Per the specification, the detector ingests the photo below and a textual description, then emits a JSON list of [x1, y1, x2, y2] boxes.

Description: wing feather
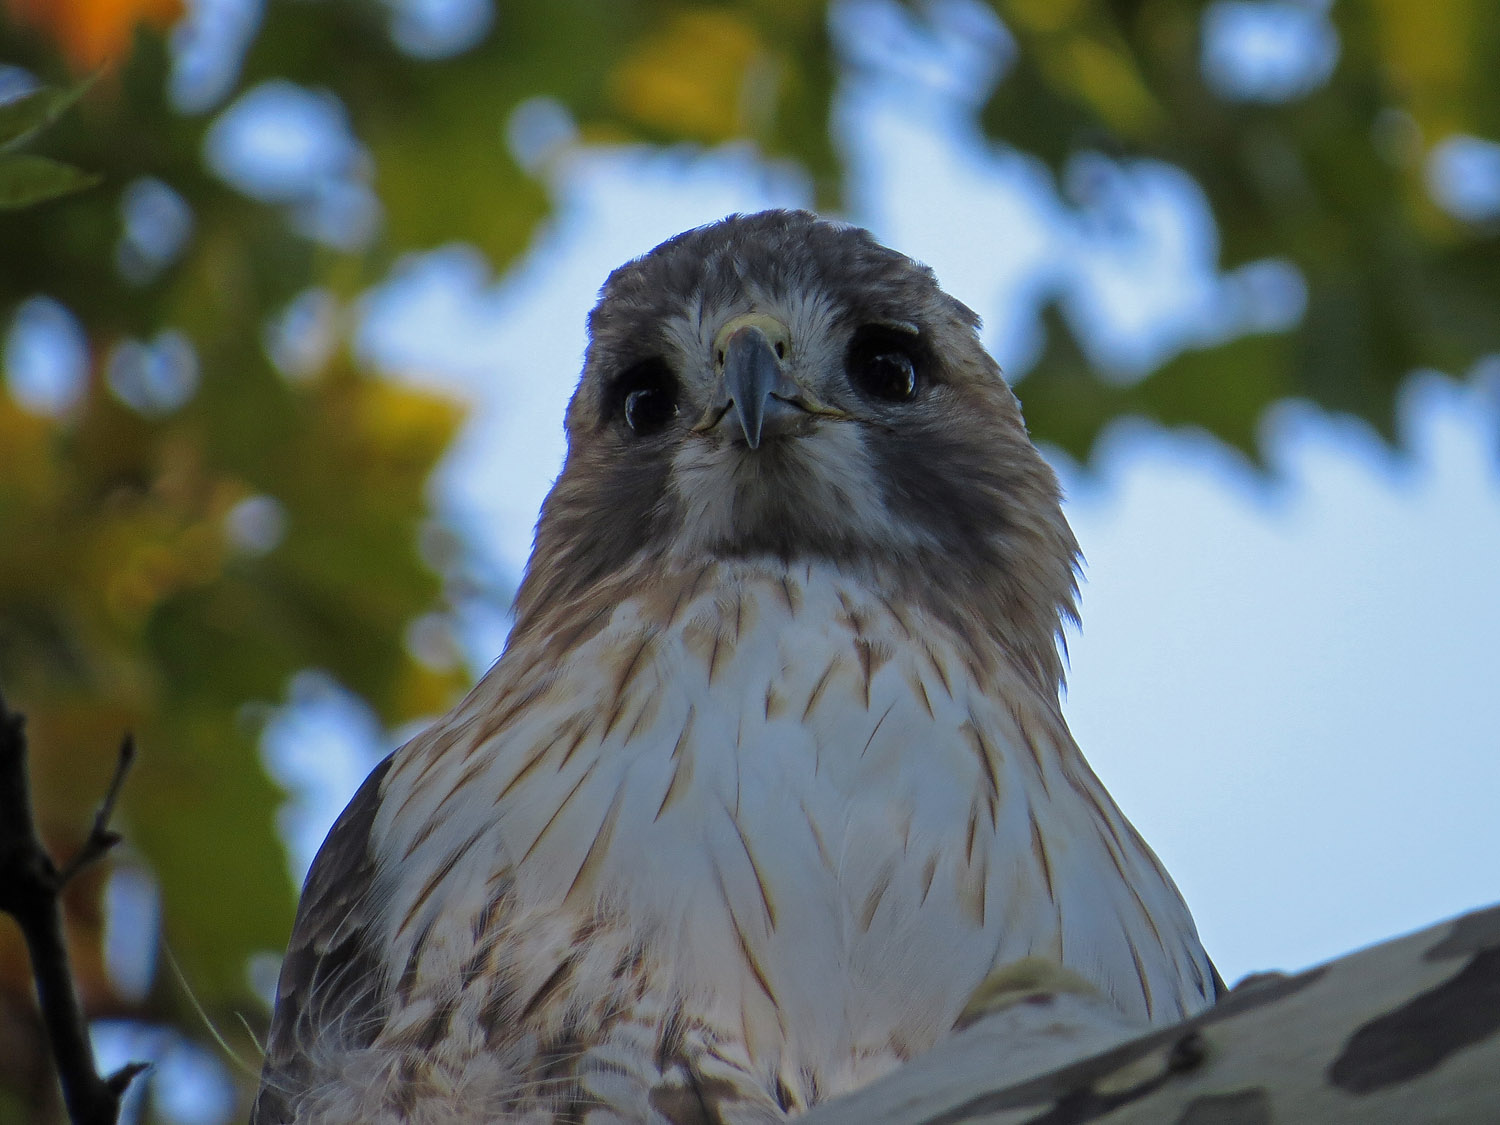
[[251, 756, 393, 1124]]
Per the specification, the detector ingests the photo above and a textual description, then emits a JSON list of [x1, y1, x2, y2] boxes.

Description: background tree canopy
[[1, 0, 1497, 1120]]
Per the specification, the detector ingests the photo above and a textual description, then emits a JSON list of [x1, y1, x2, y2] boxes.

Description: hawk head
[[515, 211, 1079, 688]]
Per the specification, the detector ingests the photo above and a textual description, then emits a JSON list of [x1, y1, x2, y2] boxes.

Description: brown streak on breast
[[708, 630, 725, 685], [801, 655, 842, 722], [727, 807, 778, 932], [398, 824, 489, 937], [1129, 939, 1155, 1018], [396, 916, 435, 1002], [519, 758, 601, 864], [718, 588, 748, 644], [563, 783, 629, 908], [854, 639, 892, 709], [652, 565, 710, 629], [801, 799, 835, 874], [922, 639, 954, 698], [612, 630, 656, 705], [471, 895, 503, 944], [557, 712, 599, 770], [1030, 812, 1056, 901], [469, 680, 553, 756], [778, 574, 800, 616], [764, 682, 785, 721], [654, 1004, 687, 1071], [541, 600, 613, 664], [494, 722, 574, 805], [624, 688, 662, 743], [401, 812, 443, 861], [958, 852, 988, 927], [837, 590, 867, 638], [1014, 706, 1050, 780], [600, 693, 630, 742], [919, 853, 939, 907], [654, 710, 697, 822], [1098, 824, 1168, 952], [427, 741, 507, 831], [724, 887, 781, 1017], [516, 956, 580, 1023], [460, 935, 496, 989], [861, 701, 897, 759], [391, 723, 468, 819], [859, 862, 896, 932], [906, 669, 936, 720], [963, 710, 1002, 827], [876, 592, 913, 640], [681, 612, 729, 687]]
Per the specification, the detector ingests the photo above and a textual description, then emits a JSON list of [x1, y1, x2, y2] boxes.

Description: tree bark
[[806, 904, 1500, 1124]]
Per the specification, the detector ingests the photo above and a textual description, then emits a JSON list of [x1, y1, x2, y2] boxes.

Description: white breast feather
[[371, 561, 1213, 1105]]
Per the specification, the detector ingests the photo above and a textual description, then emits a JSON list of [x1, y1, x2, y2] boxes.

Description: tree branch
[[0, 687, 148, 1125], [805, 903, 1500, 1124]]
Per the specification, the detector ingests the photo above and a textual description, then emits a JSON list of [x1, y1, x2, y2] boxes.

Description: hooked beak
[[694, 314, 845, 449]]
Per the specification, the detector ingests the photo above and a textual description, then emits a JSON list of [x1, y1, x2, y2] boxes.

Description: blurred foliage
[[992, 0, 1500, 457], [0, 74, 100, 207], [0, 0, 1497, 1119]]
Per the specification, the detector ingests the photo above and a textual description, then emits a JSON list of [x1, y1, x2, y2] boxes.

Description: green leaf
[[0, 153, 100, 209], [0, 74, 97, 153]]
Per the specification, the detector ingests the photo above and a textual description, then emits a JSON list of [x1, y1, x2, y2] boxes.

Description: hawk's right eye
[[845, 324, 924, 404], [610, 358, 679, 437]]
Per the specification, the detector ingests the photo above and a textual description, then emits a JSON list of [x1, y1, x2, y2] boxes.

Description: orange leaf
[[5, 0, 184, 71]]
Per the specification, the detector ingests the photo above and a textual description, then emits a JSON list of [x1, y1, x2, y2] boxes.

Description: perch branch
[[0, 687, 148, 1125]]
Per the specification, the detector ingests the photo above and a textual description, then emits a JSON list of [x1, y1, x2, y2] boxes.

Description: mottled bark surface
[[807, 904, 1500, 1125]]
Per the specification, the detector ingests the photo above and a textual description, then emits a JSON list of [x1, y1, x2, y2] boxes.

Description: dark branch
[[0, 687, 149, 1125]]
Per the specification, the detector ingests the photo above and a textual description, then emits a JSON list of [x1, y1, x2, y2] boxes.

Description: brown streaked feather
[[764, 682, 785, 721], [957, 852, 988, 928], [800, 798, 835, 874], [858, 861, 897, 932], [919, 852, 940, 906], [493, 720, 576, 805], [778, 574, 800, 616], [518, 757, 602, 864], [907, 668, 936, 719], [397, 824, 490, 936], [1129, 939, 1154, 1017], [860, 701, 897, 759], [853, 638, 890, 708], [800, 654, 842, 721], [563, 783, 630, 907], [726, 806, 778, 932], [611, 630, 657, 706], [654, 710, 698, 822], [1030, 811, 1056, 901]]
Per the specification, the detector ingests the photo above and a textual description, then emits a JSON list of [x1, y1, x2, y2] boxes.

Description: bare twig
[[0, 687, 149, 1125]]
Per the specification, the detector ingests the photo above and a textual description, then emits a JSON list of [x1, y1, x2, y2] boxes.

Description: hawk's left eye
[[609, 358, 679, 437], [846, 325, 922, 404]]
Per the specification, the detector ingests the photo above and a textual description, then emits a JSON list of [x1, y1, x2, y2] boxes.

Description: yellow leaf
[[609, 9, 777, 142], [1053, 34, 1161, 138], [1368, 0, 1483, 139]]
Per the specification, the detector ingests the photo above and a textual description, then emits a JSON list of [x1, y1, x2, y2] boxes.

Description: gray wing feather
[[251, 755, 393, 1124]]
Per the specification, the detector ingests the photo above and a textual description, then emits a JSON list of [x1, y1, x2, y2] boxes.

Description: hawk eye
[[611, 358, 679, 437], [846, 326, 922, 403]]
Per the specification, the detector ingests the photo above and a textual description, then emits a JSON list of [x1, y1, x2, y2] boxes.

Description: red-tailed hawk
[[251, 211, 1220, 1124]]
